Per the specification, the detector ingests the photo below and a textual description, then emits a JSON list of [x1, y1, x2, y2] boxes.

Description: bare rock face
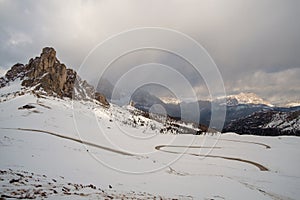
[[63, 69, 77, 98], [0, 63, 26, 87], [95, 92, 109, 107], [22, 47, 67, 97], [1, 47, 109, 106]]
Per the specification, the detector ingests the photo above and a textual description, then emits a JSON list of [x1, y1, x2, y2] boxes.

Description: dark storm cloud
[[0, 0, 299, 104]]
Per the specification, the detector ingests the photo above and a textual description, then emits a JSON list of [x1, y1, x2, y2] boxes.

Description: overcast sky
[[0, 0, 299, 104]]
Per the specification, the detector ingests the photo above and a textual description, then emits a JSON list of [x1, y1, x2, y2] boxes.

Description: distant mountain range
[[127, 89, 300, 136], [215, 92, 273, 107]]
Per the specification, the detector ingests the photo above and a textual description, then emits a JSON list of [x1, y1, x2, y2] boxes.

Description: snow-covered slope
[[264, 111, 300, 132], [224, 109, 300, 136], [1, 82, 300, 199], [1, 47, 299, 199]]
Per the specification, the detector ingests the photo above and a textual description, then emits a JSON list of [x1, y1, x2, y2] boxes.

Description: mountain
[[131, 89, 164, 110], [155, 92, 272, 107], [219, 92, 273, 107], [130, 91, 300, 136], [223, 110, 300, 136], [0, 47, 109, 106], [285, 102, 300, 108], [160, 96, 181, 104], [96, 78, 121, 101]]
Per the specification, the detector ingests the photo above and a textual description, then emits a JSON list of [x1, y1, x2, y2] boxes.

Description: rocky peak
[[22, 47, 67, 96], [6, 63, 25, 78], [0, 47, 109, 107]]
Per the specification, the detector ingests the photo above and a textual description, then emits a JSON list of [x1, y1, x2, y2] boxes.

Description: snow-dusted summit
[[285, 102, 300, 108], [159, 97, 181, 104], [221, 92, 273, 106]]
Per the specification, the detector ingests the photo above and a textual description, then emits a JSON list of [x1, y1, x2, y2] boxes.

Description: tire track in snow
[[1, 127, 270, 171], [219, 138, 271, 149], [155, 145, 269, 171], [1, 128, 134, 156]]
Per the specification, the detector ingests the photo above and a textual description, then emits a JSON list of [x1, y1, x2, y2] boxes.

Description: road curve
[[219, 138, 271, 149], [1, 127, 134, 156], [156, 145, 269, 171], [1, 127, 270, 171]]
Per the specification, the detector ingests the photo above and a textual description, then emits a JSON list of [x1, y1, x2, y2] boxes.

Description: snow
[[160, 97, 181, 104], [1, 93, 300, 199], [216, 92, 274, 107], [285, 102, 300, 107], [0, 78, 23, 96], [0, 67, 7, 77], [265, 112, 300, 131]]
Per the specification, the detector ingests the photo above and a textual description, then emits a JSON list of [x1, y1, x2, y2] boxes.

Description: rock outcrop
[[22, 47, 68, 96], [0, 63, 26, 87], [0, 47, 109, 107]]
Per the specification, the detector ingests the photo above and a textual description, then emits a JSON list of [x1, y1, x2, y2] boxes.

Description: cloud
[[226, 68, 300, 103], [0, 0, 299, 104], [6, 32, 32, 46]]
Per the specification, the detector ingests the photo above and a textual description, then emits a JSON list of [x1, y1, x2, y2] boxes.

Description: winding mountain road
[[1, 127, 134, 156], [2, 127, 270, 171], [155, 144, 269, 171], [218, 138, 271, 149]]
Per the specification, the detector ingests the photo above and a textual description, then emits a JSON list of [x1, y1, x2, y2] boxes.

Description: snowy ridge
[[265, 111, 300, 131], [159, 97, 181, 104], [285, 102, 300, 108], [216, 92, 273, 106], [224, 109, 300, 136]]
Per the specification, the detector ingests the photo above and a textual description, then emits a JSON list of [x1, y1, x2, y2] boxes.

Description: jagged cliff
[[0, 47, 109, 106]]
